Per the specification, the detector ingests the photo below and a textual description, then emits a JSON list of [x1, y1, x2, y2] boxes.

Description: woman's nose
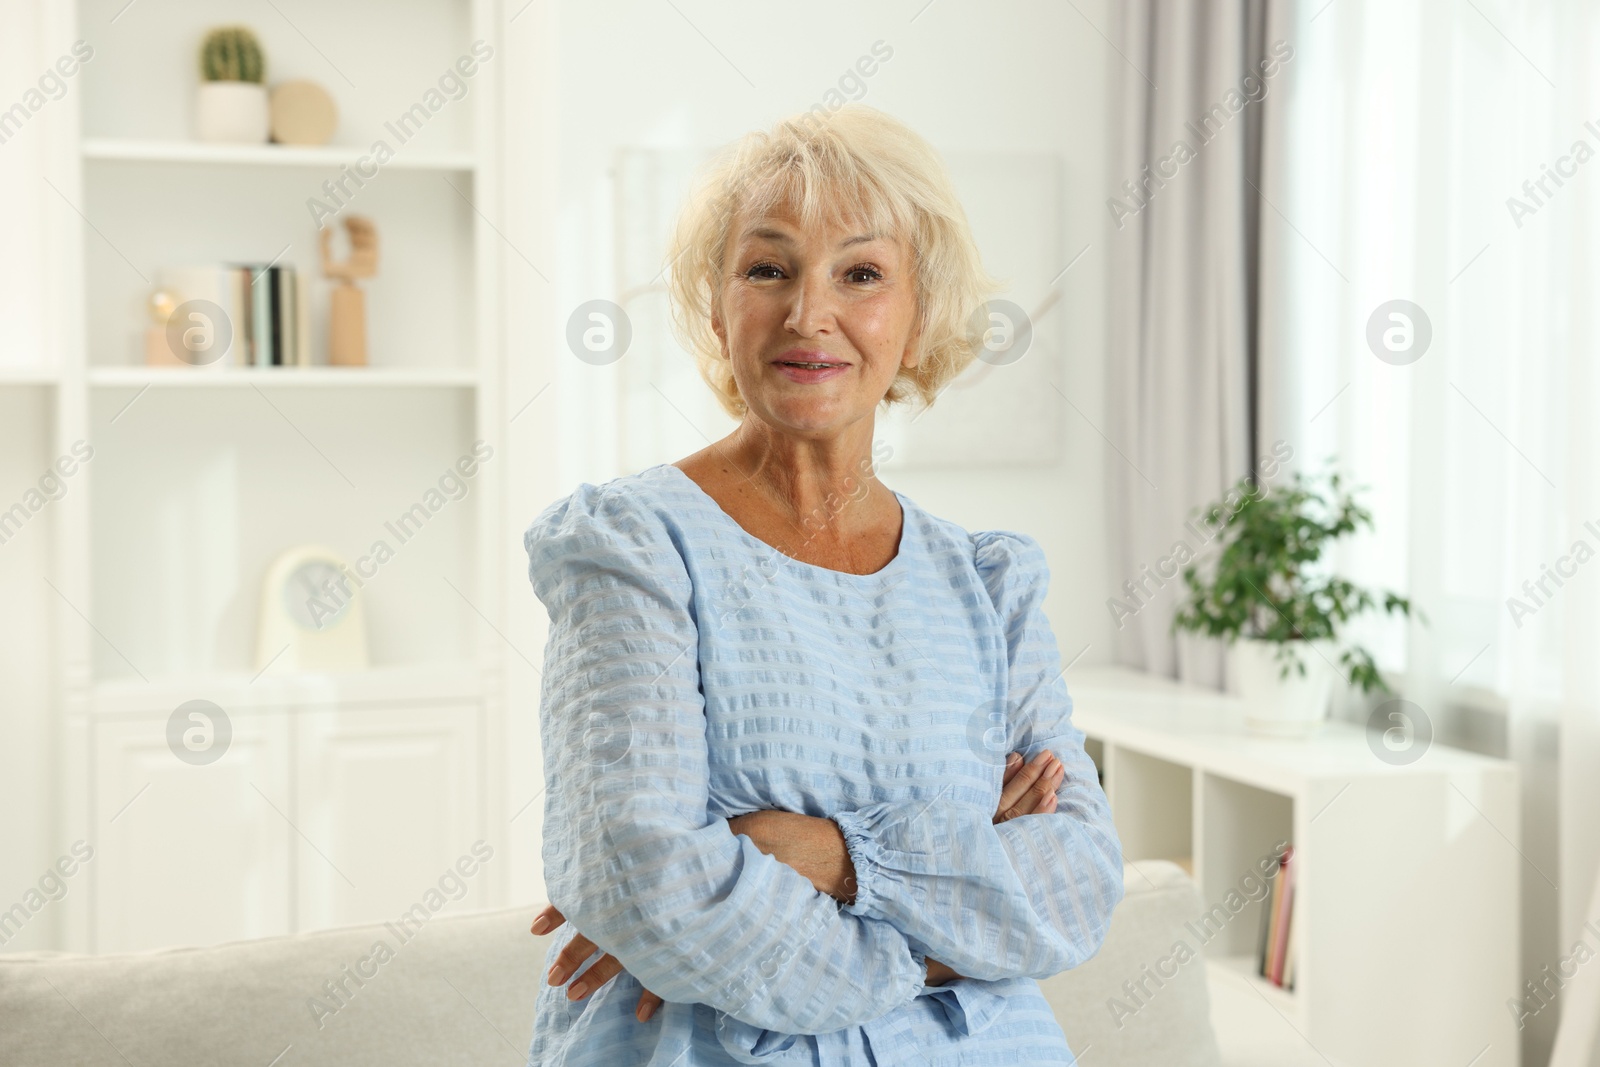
[[784, 271, 837, 336]]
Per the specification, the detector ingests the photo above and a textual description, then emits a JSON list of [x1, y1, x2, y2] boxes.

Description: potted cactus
[[196, 26, 268, 143]]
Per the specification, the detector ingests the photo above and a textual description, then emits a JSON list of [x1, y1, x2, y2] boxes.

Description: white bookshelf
[[21, 0, 511, 953], [1070, 666, 1520, 1067], [0, 366, 60, 384], [82, 138, 476, 171], [87, 366, 479, 388]]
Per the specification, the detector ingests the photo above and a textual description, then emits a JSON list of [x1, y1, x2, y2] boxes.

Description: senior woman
[[522, 105, 1124, 1066]]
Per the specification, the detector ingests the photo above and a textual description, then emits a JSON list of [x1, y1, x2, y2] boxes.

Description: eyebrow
[[742, 226, 882, 249]]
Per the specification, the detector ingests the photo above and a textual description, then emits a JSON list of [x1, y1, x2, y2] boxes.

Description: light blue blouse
[[523, 463, 1124, 1066]]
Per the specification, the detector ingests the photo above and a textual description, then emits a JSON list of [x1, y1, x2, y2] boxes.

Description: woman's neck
[[717, 417, 887, 520]]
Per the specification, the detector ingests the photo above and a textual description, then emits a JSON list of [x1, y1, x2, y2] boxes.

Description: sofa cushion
[[0, 905, 543, 1067], [1040, 859, 1222, 1066], [0, 860, 1219, 1065]]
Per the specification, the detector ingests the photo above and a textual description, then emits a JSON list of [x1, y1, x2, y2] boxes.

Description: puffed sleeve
[[831, 529, 1125, 982], [526, 482, 928, 1036]]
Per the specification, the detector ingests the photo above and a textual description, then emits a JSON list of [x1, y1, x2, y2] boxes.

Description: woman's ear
[[712, 302, 731, 360], [900, 316, 923, 369]]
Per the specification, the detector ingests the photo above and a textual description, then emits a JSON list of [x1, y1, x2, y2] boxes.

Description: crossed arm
[[532, 748, 1069, 1022]]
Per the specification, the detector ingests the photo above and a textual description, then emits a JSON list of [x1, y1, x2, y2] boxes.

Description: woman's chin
[[752, 394, 872, 438]]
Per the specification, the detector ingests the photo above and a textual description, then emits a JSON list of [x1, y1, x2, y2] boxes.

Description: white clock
[[255, 545, 369, 673]]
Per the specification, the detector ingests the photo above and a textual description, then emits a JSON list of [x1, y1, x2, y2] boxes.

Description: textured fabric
[[523, 463, 1124, 1066]]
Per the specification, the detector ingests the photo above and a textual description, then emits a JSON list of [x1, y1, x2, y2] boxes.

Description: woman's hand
[[995, 748, 1064, 823], [530, 904, 665, 1022], [925, 958, 963, 986]]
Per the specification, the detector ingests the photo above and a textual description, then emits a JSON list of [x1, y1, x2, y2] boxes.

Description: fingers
[[1027, 754, 1065, 808], [994, 750, 1064, 823], [563, 952, 625, 1001], [530, 903, 566, 935], [538, 919, 658, 1016], [545, 930, 597, 989], [1001, 751, 1023, 787], [996, 750, 1054, 813]]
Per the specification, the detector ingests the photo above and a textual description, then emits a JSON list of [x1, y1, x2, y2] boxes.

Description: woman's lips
[[773, 360, 849, 383], [771, 354, 850, 383]]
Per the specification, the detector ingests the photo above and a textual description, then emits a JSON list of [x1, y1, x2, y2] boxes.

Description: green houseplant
[[1171, 465, 1422, 735], [195, 26, 268, 143]]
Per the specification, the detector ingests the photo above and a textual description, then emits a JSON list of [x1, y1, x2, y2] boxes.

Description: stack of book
[[1257, 843, 1297, 989], [154, 264, 312, 368]]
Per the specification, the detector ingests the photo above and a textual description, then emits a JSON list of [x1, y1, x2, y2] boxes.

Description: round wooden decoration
[[269, 79, 337, 145]]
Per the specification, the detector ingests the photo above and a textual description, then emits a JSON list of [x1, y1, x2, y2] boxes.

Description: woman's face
[[713, 205, 920, 439]]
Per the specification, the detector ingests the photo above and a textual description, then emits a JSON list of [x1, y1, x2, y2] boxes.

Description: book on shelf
[[1282, 887, 1298, 990], [1257, 843, 1296, 991], [153, 263, 311, 369], [243, 263, 309, 368], [248, 266, 270, 367], [296, 271, 311, 365]]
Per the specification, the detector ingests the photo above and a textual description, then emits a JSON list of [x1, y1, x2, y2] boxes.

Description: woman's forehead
[[734, 214, 897, 248], [729, 194, 907, 253], [736, 172, 902, 237]]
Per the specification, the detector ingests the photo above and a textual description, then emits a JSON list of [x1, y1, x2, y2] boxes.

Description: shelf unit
[[82, 138, 476, 171], [0, 367, 60, 385], [27, 0, 510, 953], [1069, 666, 1520, 1067], [86, 366, 479, 388]]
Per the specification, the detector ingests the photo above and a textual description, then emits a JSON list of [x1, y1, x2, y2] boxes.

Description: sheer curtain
[[1262, 1, 1599, 1062]]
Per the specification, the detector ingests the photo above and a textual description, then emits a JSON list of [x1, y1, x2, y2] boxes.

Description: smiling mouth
[[778, 361, 844, 370]]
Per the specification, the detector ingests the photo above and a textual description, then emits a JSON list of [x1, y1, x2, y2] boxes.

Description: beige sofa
[[0, 860, 1219, 1065]]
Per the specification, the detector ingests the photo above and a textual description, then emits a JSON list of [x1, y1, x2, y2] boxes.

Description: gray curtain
[[1104, 0, 1294, 686]]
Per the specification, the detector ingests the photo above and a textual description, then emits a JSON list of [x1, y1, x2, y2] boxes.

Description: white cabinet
[[293, 702, 484, 930], [78, 668, 485, 953], [90, 711, 292, 953]]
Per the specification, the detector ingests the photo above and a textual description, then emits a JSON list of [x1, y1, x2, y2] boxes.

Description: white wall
[[501, 0, 1119, 903]]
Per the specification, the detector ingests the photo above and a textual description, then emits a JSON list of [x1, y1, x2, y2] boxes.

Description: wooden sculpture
[[320, 215, 378, 366]]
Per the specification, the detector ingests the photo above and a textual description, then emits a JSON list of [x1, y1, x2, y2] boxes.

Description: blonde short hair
[[665, 105, 999, 419]]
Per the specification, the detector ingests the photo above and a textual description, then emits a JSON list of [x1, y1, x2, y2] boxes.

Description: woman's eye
[[845, 265, 884, 284], [746, 262, 784, 280]]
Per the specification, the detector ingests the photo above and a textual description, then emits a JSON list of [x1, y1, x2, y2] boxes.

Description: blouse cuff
[[832, 809, 887, 918], [907, 945, 930, 989]]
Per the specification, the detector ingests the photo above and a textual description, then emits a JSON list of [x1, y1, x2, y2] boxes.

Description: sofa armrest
[[1038, 859, 1223, 1066]]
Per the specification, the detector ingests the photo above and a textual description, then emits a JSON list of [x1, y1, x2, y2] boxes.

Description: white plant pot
[[196, 82, 269, 143], [1226, 638, 1338, 737]]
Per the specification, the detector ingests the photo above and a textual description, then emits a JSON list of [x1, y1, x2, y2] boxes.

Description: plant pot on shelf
[[196, 82, 269, 143], [1226, 638, 1338, 738]]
